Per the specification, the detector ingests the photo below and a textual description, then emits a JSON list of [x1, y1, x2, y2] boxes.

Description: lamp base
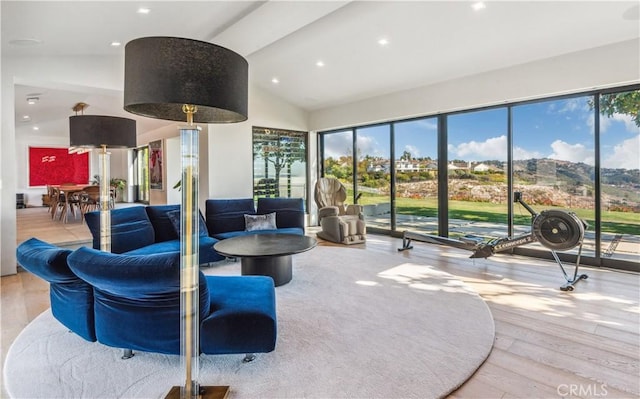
[[165, 385, 230, 399]]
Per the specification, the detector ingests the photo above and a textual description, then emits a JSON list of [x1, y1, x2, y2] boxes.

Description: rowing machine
[[398, 192, 589, 291]]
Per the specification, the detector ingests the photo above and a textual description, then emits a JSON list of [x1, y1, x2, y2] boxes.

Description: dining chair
[[46, 185, 57, 216], [58, 184, 82, 223], [80, 186, 100, 217], [50, 187, 65, 220]]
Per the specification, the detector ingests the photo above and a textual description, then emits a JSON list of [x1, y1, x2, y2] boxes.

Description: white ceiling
[[4, 1, 639, 135]]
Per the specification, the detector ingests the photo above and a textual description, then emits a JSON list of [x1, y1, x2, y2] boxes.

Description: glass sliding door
[[512, 96, 596, 258], [598, 89, 640, 262], [355, 125, 391, 230], [447, 108, 508, 240], [322, 128, 355, 193], [394, 117, 439, 234]]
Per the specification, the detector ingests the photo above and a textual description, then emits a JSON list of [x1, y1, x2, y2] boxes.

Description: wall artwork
[[29, 147, 89, 186], [149, 140, 163, 190]]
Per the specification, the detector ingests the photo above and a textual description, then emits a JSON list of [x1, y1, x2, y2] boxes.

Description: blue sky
[[324, 95, 640, 170]]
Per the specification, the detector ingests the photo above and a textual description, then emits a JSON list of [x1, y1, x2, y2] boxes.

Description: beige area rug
[[4, 246, 494, 399]]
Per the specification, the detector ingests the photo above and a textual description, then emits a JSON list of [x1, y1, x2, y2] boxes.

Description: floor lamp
[[123, 36, 248, 399], [69, 113, 137, 252]]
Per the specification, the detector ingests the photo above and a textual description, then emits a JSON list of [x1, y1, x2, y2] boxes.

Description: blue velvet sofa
[[205, 197, 305, 240], [85, 205, 224, 264], [16, 238, 277, 358]]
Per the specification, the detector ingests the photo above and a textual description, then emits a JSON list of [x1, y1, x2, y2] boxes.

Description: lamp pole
[[99, 144, 111, 252], [180, 105, 200, 398]]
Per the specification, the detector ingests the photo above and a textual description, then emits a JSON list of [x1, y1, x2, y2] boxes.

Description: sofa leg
[[122, 349, 134, 359], [242, 353, 256, 363]]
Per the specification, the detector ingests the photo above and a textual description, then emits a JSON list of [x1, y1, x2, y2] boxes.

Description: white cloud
[[600, 112, 639, 134], [356, 135, 382, 157], [416, 119, 437, 131], [602, 134, 640, 169], [548, 140, 594, 165], [403, 144, 420, 158], [556, 98, 583, 113], [323, 133, 352, 159], [513, 146, 543, 160], [449, 135, 507, 161]]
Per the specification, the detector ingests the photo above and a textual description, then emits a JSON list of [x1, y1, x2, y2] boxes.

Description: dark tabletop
[[213, 233, 317, 258]]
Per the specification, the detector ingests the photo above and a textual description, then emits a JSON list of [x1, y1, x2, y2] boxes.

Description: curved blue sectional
[[16, 238, 277, 357], [15, 198, 305, 358]]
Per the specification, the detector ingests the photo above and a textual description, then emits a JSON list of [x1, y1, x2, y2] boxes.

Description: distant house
[[448, 162, 469, 170], [473, 163, 491, 172], [367, 161, 390, 173], [396, 161, 421, 172]]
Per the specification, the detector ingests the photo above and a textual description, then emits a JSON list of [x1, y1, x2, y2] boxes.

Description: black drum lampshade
[[69, 115, 137, 148], [123, 36, 248, 124]]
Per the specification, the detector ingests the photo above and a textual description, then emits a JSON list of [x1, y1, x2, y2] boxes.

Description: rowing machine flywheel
[[532, 210, 585, 251]]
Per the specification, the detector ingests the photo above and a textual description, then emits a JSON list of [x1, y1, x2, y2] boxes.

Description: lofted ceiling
[[3, 1, 639, 136]]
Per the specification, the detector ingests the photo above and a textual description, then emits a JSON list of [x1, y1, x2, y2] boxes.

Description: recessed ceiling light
[[472, 2, 486, 11], [22, 115, 30, 120], [378, 38, 389, 46], [8, 38, 42, 46], [33, 126, 39, 131], [27, 97, 39, 105], [137, 7, 150, 14], [110, 41, 122, 47], [316, 60, 325, 67], [271, 77, 280, 84]]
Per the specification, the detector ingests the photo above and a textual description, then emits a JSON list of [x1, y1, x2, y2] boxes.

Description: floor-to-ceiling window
[[252, 127, 307, 201], [447, 108, 508, 239], [355, 125, 391, 229], [394, 117, 439, 235], [598, 89, 640, 263], [321, 129, 355, 198], [512, 95, 596, 258]]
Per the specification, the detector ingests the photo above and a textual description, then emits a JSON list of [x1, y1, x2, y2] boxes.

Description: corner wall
[[1, 55, 127, 275]]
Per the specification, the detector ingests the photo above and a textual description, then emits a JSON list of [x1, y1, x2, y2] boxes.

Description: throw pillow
[[167, 209, 209, 237], [245, 212, 277, 231]]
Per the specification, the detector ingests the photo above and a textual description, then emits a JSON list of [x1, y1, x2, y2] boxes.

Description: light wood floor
[[3, 207, 639, 398]]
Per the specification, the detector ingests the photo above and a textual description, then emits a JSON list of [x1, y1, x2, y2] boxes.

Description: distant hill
[[392, 159, 640, 210]]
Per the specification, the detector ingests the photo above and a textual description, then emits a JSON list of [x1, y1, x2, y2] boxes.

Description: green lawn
[[356, 194, 639, 235]]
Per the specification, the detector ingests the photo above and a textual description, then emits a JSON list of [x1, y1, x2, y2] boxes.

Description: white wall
[[208, 84, 309, 199], [310, 39, 640, 131]]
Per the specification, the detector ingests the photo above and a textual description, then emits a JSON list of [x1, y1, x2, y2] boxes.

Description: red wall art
[[29, 147, 89, 186]]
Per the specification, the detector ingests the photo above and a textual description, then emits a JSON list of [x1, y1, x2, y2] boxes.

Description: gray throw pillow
[[167, 209, 209, 237], [245, 213, 277, 231]]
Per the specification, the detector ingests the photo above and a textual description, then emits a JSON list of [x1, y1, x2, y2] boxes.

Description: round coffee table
[[213, 233, 317, 286]]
